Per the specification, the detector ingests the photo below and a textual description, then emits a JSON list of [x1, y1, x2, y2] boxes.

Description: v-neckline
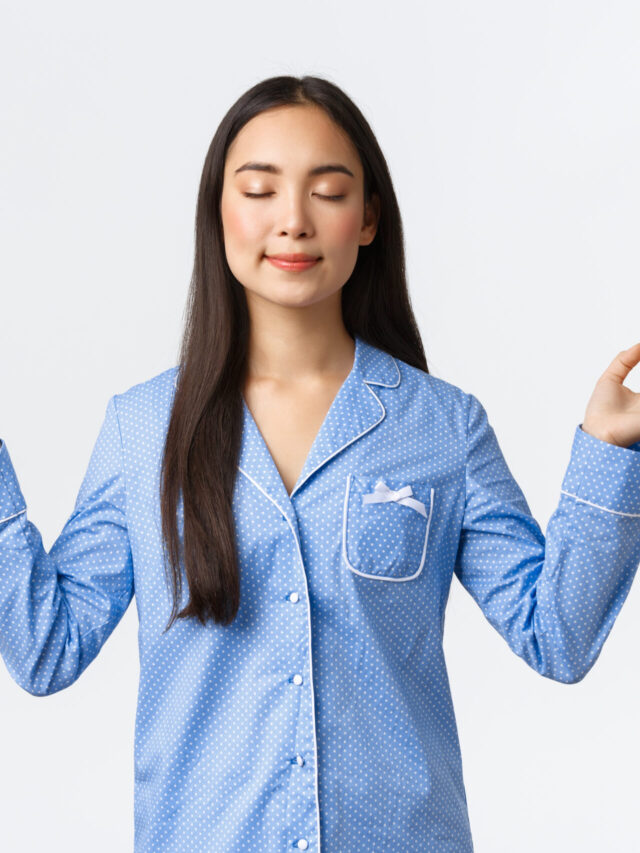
[[241, 336, 359, 500]]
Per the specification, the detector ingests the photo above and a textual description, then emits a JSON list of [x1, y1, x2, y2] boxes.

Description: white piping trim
[[236, 466, 322, 852], [342, 478, 435, 581], [231, 348, 402, 849], [290, 380, 387, 500], [560, 489, 640, 518], [286, 350, 401, 500], [365, 354, 402, 388], [0, 508, 27, 524]]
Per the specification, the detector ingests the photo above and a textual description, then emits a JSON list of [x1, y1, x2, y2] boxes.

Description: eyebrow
[[233, 161, 355, 178]]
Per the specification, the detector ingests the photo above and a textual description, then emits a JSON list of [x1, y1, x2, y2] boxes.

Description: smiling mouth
[[264, 255, 322, 271]]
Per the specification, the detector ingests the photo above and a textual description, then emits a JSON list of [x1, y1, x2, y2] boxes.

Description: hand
[[581, 342, 640, 448]]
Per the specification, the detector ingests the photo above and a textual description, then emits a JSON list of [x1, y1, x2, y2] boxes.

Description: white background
[[1, 1, 639, 850]]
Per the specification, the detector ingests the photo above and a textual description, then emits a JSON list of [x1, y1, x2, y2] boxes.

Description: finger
[[602, 342, 640, 384]]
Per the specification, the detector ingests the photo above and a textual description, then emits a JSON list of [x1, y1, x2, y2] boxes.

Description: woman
[[1, 75, 639, 852]]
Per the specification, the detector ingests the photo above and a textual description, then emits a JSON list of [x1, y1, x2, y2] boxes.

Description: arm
[[0, 395, 134, 696], [453, 392, 640, 683]]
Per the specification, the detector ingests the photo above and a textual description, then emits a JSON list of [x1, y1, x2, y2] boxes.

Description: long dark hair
[[160, 75, 430, 631]]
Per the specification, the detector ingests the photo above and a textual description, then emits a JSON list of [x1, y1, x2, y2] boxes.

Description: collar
[[237, 333, 401, 518]]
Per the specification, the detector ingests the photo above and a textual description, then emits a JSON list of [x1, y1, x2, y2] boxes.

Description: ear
[[360, 192, 380, 246]]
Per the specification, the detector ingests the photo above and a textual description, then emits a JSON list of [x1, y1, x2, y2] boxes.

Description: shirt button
[[288, 592, 299, 603], [296, 840, 309, 850], [292, 673, 303, 685], [295, 754, 305, 766]]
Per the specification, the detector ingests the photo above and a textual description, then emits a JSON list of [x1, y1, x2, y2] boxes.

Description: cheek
[[326, 208, 365, 247], [222, 203, 265, 246]]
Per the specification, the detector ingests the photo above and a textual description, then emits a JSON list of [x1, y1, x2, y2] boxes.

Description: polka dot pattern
[[1, 333, 640, 851]]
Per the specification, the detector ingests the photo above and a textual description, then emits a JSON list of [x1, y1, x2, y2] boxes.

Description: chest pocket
[[342, 474, 435, 581]]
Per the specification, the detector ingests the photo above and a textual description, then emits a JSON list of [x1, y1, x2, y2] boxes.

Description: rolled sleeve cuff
[[560, 424, 640, 516]]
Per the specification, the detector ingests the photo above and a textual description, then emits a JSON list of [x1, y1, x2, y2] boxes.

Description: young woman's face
[[220, 103, 379, 310]]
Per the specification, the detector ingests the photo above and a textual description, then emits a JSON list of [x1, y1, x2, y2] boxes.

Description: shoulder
[[108, 366, 178, 447], [111, 366, 177, 408], [392, 353, 470, 412], [380, 353, 477, 446]]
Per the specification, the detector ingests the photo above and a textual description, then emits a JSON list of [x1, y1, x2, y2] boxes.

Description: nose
[[275, 190, 315, 238]]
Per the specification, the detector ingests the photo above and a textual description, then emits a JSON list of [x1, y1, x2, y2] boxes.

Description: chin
[[261, 285, 331, 309]]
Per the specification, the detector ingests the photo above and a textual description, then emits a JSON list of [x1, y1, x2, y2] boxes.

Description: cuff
[[560, 424, 640, 516], [0, 439, 28, 522]]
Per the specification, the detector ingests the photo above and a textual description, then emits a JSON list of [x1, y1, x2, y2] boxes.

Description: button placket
[[283, 506, 318, 850]]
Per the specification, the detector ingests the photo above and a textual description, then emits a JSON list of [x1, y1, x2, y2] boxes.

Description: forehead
[[225, 104, 362, 178]]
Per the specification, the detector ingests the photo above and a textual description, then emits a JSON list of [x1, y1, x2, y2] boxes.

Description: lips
[[265, 253, 321, 262], [265, 253, 322, 272]]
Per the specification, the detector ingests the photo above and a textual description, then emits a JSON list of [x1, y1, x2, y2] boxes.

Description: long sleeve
[[0, 395, 134, 696], [453, 392, 640, 684]]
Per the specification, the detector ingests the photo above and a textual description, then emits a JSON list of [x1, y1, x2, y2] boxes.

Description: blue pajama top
[[1, 333, 640, 852]]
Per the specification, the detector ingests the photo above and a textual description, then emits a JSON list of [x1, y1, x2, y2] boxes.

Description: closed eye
[[242, 192, 345, 201]]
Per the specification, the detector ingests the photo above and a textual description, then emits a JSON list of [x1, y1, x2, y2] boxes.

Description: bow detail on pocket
[[362, 479, 427, 518]]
